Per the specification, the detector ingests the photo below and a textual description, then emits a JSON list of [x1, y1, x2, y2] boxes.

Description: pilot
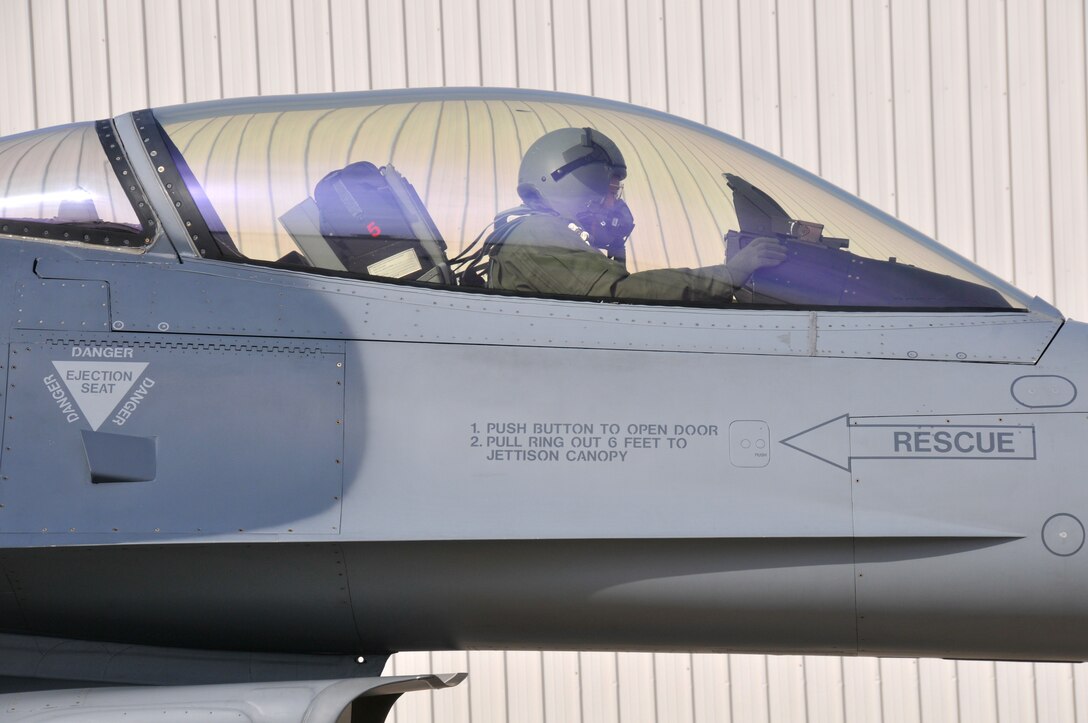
[[481, 127, 786, 302]]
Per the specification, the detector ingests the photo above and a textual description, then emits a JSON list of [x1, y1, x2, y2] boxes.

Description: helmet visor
[[550, 128, 627, 183]]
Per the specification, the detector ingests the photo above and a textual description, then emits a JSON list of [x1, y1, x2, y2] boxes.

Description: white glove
[[724, 236, 787, 285]]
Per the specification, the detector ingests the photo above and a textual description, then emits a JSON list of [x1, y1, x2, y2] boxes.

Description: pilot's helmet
[[517, 127, 634, 257]]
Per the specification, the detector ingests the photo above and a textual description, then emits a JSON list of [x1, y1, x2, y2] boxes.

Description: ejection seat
[[278, 162, 453, 286]]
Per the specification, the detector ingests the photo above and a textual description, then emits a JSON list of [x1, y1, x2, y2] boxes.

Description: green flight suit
[[486, 213, 736, 303]]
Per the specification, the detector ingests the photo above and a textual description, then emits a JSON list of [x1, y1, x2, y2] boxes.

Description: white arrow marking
[[780, 415, 1036, 472], [779, 414, 851, 471]]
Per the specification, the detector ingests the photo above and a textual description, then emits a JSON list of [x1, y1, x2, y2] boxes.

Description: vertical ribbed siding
[[1, 1, 1086, 721]]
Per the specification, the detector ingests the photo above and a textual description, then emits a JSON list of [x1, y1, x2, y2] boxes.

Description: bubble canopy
[[152, 89, 1030, 311], [0, 120, 153, 248]]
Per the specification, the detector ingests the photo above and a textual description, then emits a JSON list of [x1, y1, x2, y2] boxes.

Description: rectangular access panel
[[0, 332, 345, 535]]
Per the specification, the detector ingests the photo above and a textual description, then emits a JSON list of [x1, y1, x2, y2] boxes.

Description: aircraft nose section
[[1029, 318, 1088, 408]]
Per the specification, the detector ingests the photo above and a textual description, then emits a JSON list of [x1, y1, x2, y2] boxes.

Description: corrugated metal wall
[[2, 0, 1087, 720]]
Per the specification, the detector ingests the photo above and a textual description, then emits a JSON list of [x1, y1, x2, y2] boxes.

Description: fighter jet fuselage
[[0, 89, 1083, 720]]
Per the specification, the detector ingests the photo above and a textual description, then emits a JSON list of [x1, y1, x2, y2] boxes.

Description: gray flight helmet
[[516, 128, 627, 219]]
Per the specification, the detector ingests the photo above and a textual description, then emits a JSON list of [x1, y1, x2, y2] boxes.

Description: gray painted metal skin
[[0, 674, 466, 723], [0, 88, 1082, 720]]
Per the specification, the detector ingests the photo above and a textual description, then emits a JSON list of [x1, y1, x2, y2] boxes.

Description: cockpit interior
[[0, 92, 1029, 311]]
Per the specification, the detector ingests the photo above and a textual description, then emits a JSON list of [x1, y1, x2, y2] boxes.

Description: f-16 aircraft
[[0, 87, 1082, 721]]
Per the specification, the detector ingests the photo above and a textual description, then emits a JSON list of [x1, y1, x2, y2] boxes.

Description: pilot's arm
[[489, 215, 783, 302]]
